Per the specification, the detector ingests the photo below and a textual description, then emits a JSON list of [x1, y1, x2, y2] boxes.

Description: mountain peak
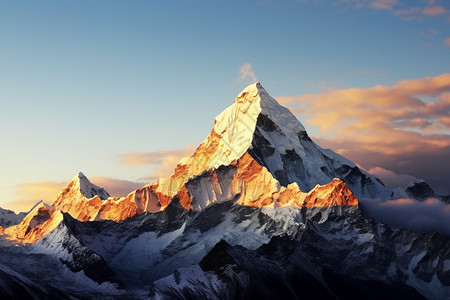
[[54, 172, 110, 204], [49, 172, 111, 221], [235, 82, 263, 100], [150, 83, 388, 203], [405, 179, 435, 201]]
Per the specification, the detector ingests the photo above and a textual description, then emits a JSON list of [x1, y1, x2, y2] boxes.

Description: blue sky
[[1, 0, 449, 211]]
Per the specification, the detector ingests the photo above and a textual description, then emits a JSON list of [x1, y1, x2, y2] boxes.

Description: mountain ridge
[[0, 83, 448, 299]]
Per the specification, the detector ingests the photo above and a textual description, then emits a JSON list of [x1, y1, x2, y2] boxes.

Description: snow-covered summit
[[65, 172, 110, 200], [406, 179, 427, 189], [212, 82, 306, 166], [230, 82, 387, 199], [49, 172, 111, 221], [405, 179, 436, 201], [151, 82, 389, 202]]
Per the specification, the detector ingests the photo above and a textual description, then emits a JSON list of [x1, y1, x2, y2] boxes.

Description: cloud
[[367, 167, 417, 189], [338, 0, 401, 11], [360, 197, 450, 236], [118, 148, 193, 166], [444, 37, 450, 47], [420, 28, 439, 38], [277, 73, 450, 194], [393, 2, 448, 20], [370, 0, 398, 10], [90, 177, 145, 197], [335, 0, 449, 21], [118, 146, 197, 179], [392, 7, 423, 20], [423, 5, 446, 16], [1, 200, 46, 214], [15, 181, 65, 207], [236, 63, 258, 83]]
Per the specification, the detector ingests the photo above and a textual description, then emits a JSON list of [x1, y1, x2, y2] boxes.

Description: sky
[[1, 0, 449, 213]]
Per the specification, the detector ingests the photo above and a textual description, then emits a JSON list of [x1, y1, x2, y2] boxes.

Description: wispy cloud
[[338, 0, 449, 22], [15, 181, 65, 206], [118, 149, 192, 166], [1, 200, 43, 214], [419, 28, 439, 38], [423, 5, 446, 16], [367, 167, 416, 189], [393, 1, 448, 20], [370, 0, 398, 10], [337, 0, 399, 10], [118, 146, 197, 179], [444, 37, 450, 47], [90, 177, 145, 197], [277, 73, 450, 194], [392, 7, 423, 21], [236, 63, 258, 83]]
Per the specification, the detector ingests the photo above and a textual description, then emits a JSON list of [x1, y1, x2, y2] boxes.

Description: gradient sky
[[1, 0, 449, 212]]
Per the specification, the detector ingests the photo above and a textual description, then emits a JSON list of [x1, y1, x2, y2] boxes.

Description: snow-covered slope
[[33, 213, 117, 284], [150, 205, 450, 300], [2, 197, 448, 298], [0, 262, 68, 299]]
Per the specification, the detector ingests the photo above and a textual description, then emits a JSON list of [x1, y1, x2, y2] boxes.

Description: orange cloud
[[444, 37, 450, 47], [90, 177, 145, 197], [15, 181, 65, 206], [118, 146, 197, 180], [370, 0, 398, 10], [1, 200, 43, 214], [277, 73, 450, 194], [423, 5, 446, 16], [2, 181, 65, 212], [337, 0, 448, 21], [117, 149, 191, 166]]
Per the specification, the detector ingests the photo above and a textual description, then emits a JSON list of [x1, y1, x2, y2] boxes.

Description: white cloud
[[360, 197, 450, 236], [236, 63, 258, 83]]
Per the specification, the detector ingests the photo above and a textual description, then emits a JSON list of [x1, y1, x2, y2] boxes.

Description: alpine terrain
[[0, 83, 449, 299]]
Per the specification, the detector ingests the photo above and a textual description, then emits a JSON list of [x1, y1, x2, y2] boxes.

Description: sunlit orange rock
[[3, 202, 63, 244], [178, 152, 358, 210], [94, 185, 171, 221], [302, 178, 359, 208], [51, 172, 109, 221]]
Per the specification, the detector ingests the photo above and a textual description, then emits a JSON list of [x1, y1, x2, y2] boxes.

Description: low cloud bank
[[360, 197, 450, 236]]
